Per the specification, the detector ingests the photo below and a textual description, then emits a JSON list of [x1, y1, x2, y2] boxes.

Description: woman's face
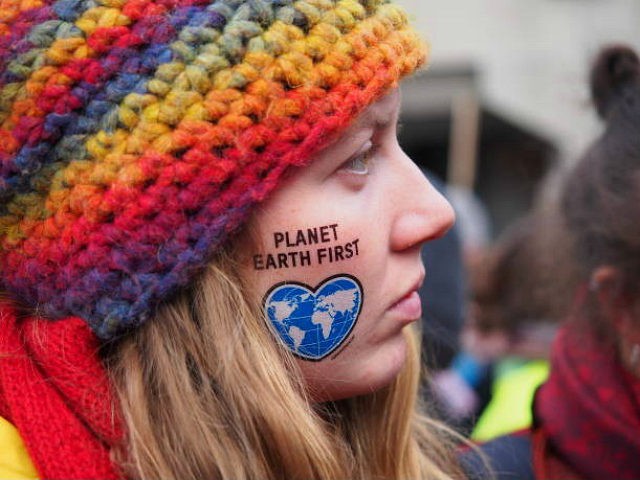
[[238, 89, 455, 401]]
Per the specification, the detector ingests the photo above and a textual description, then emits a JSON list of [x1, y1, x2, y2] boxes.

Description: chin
[[360, 333, 409, 392]]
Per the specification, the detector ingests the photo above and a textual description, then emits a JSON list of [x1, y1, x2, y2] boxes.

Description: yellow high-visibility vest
[[472, 358, 549, 442]]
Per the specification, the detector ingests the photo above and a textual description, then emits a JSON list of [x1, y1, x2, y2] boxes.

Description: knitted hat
[[0, 0, 425, 339]]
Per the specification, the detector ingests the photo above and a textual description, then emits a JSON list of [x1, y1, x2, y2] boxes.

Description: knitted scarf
[[535, 321, 640, 480], [0, 302, 122, 479]]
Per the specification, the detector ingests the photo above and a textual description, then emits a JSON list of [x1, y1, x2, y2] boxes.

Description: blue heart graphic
[[263, 274, 363, 361]]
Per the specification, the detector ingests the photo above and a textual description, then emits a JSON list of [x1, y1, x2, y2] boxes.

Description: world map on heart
[[263, 275, 363, 360]]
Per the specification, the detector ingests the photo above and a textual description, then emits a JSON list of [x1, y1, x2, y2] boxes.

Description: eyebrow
[[331, 95, 399, 154], [357, 108, 378, 129], [359, 105, 397, 131]]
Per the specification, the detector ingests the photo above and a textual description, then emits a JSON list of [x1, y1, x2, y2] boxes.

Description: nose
[[388, 151, 455, 253]]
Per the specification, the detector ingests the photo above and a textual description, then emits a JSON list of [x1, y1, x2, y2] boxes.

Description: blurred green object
[[471, 358, 549, 442]]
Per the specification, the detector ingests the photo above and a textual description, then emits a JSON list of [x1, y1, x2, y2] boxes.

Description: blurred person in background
[[419, 173, 466, 373], [463, 44, 640, 480], [432, 208, 576, 438], [427, 187, 493, 433], [466, 210, 577, 443], [446, 185, 493, 272]]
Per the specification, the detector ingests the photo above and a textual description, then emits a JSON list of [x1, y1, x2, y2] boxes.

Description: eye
[[340, 141, 374, 175]]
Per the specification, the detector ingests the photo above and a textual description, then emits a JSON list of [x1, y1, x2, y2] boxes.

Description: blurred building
[[397, 0, 640, 236]]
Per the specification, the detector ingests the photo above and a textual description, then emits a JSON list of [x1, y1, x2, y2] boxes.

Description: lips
[[388, 274, 424, 321], [389, 290, 422, 319]]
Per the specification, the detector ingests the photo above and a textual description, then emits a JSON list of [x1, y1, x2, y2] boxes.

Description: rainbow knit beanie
[[0, 0, 425, 339]]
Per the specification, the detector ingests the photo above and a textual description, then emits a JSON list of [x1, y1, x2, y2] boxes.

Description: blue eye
[[341, 142, 374, 175]]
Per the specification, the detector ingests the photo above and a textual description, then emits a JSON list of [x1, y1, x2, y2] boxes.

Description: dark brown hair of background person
[[562, 45, 640, 340], [470, 211, 578, 339]]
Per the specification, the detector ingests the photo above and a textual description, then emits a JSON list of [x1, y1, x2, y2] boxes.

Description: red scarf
[[535, 321, 640, 480], [0, 302, 122, 479]]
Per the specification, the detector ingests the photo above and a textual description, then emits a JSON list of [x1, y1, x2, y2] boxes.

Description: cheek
[[241, 212, 384, 362], [298, 327, 409, 402]]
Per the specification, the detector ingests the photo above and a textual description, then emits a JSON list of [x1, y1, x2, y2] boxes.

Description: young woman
[[0, 1, 464, 478]]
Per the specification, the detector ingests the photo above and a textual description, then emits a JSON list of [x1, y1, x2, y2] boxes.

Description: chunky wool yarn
[[0, 0, 425, 339]]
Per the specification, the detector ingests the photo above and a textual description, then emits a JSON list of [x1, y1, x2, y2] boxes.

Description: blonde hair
[[101, 251, 463, 480]]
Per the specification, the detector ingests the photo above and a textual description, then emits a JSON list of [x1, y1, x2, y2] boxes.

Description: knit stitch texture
[[0, 0, 425, 338], [0, 303, 122, 479]]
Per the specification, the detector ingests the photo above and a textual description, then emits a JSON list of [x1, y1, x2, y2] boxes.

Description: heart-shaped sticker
[[263, 274, 363, 361]]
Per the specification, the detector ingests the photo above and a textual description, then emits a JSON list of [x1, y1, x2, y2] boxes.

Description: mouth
[[388, 275, 424, 321]]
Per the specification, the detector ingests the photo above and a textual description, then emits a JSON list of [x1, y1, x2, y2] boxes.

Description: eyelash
[[341, 141, 375, 175]]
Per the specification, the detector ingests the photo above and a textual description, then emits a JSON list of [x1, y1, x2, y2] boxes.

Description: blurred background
[[396, 0, 640, 235], [400, 1, 640, 438]]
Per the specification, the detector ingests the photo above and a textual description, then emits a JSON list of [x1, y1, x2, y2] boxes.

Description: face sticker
[[253, 224, 360, 271], [263, 274, 363, 361]]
